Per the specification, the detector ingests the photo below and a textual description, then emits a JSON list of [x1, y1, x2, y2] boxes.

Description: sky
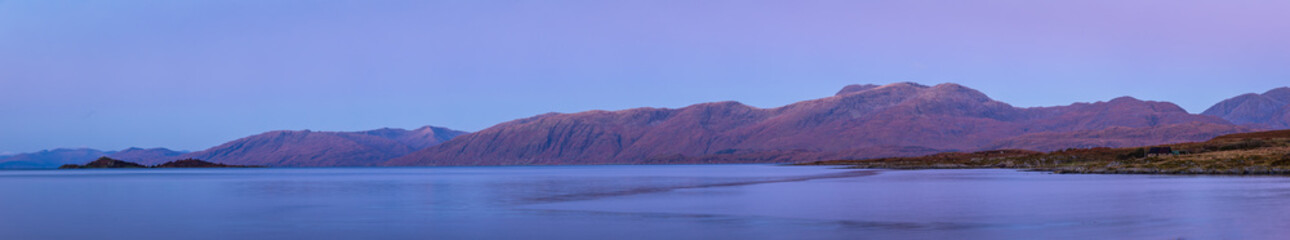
[[1, 0, 1288, 153]]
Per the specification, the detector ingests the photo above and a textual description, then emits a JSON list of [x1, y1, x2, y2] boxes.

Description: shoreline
[[826, 165, 1290, 176], [798, 130, 1290, 176]]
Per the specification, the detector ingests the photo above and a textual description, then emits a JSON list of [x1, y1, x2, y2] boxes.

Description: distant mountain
[[109, 147, 187, 165], [1202, 87, 1290, 129], [355, 126, 467, 149], [0, 148, 110, 169], [387, 83, 1242, 166], [0, 126, 465, 169], [0, 147, 189, 169], [180, 126, 467, 167]]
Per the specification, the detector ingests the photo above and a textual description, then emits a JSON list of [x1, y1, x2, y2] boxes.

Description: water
[[1, 165, 1288, 239]]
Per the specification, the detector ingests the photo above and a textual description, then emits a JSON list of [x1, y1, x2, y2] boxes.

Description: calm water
[[1, 165, 1289, 239]]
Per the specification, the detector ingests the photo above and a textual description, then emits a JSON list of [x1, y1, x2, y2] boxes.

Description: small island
[[59, 157, 261, 169], [800, 129, 1290, 175]]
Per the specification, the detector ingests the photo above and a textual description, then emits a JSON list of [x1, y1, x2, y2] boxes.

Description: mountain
[[109, 147, 187, 165], [0, 147, 189, 169], [0, 126, 465, 169], [180, 126, 467, 167], [1202, 87, 1290, 129], [355, 126, 467, 149], [387, 82, 1243, 166], [0, 148, 110, 169]]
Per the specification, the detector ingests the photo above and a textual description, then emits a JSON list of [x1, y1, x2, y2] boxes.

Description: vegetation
[[152, 158, 258, 168], [59, 157, 261, 169], [58, 157, 146, 169], [800, 130, 1290, 175]]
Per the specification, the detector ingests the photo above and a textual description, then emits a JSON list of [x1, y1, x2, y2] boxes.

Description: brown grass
[[800, 130, 1290, 175]]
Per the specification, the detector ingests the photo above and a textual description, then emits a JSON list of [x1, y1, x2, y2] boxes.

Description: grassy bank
[[800, 130, 1290, 175]]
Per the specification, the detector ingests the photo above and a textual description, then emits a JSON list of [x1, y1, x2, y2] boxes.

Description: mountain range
[[386, 83, 1260, 166], [0, 148, 185, 169], [0, 126, 466, 168], [178, 126, 466, 167], [7, 83, 1288, 168]]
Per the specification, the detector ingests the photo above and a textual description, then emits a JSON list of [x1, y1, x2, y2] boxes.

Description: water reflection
[[0, 166, 1287, 239]]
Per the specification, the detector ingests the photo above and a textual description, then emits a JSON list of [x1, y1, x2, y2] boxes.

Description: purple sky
[[2, 0, 1288, 153]]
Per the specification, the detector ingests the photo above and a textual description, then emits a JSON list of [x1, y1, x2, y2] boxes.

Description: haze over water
[[1, 165, 1287, 239]]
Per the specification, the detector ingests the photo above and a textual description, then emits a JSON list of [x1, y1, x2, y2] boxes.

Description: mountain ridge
[[386, 83, 1242, 166], [9, 83, 1285, 168], [0, 126, 468, 168], [0, 147, 189, 169], [179, 126, 467, 167]]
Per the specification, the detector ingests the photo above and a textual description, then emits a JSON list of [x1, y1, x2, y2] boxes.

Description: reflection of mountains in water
[[528, 170, 881, 203]]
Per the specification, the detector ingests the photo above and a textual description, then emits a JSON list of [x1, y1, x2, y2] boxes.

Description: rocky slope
[[387, 83, 1242, 166], [1202, 87, 1290, 129]]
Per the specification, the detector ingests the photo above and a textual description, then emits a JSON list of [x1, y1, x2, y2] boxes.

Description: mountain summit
[[1203, 87, 1290, 129]]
